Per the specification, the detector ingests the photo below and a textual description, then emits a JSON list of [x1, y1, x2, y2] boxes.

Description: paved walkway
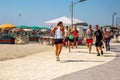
[[0, 43, 117, 80], [54, 43, 120, 80]]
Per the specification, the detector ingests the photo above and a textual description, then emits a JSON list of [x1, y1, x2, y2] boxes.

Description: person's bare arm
[[62, 28, 65, 36], [102, 32, 104, 41], [51, 27, 56, 36], [92, 32, 95, 42]]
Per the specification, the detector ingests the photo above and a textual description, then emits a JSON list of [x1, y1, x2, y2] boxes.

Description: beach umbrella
[[44, 16, 88, 26], [17, 25, 30, 29], [29, 26, 42, 30], [0, 24, 16, 29], [45, 16, 71, 26], [41, 26, 50, 30], [72, 18, 88, 26]]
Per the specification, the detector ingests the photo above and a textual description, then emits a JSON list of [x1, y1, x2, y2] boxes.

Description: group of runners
[[51, 21, 112, 61]]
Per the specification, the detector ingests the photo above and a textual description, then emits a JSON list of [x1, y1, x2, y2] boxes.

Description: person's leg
[[68, 41, 71, 52], [99, 41, 103, 55], [95, 41, 100, 56], [75, 38, 78, 48], [65, 41, 68, 48], [57, 43, 62, 61], [55, 44, 58, 56], [107, 39, 110, 50], [104, 39, 107, 51], [96, 47, 100, 56], [86, 39, 89, 47], [57, 44, 62, 56], [65, 38, 68, 48], [86, 43, 89, 48], [102, 41, 105, 48], [55, 44, 60, 61], [86, 42, 89, 48], [99, 47, 103, 55], [74, 38, 76, 48], [76, 41, 78, 48], [71, 42, 74, 49], [86, 39, 90, 53], [89, 43, 92, 54], [96, 47, 99, 53]]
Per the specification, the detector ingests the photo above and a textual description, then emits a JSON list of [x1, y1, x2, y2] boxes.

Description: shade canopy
[[29, 26, 50, 30], [29, 26, 42, 30], [41, 27, 50, 30], [0, 24, 16, 29], [44, 16, 88, 26], [17, 25, 30, 29]]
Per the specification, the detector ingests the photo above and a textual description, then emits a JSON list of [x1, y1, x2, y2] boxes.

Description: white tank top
[[65, 29, 68, 37], [54, 26, 63, 39]]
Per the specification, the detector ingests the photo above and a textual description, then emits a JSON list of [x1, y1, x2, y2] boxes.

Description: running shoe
[[56, 56, 60, 61], [101, 51, 103, 55], [97, 53, 100, 56]]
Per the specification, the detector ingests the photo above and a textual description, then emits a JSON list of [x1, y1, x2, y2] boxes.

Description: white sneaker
[[56, 56, 60, 61]]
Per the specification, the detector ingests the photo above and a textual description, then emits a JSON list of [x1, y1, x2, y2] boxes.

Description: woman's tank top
[[54, 26, 63, 39], [104, 31, 110, 38], [65, 29, 68, 37]]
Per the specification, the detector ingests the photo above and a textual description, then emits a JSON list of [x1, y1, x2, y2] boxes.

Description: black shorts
[[65, 37, 69, 41], [54, 39, 63, 44], [74, 37, 78, 42], [95, 41, 103, 47], [69, 39, 74, 42]]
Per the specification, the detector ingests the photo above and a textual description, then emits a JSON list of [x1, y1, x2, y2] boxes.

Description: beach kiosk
[[0, 24, 16, 44]]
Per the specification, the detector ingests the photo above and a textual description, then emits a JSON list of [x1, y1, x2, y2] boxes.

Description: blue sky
[[0, 0, 120, 26]]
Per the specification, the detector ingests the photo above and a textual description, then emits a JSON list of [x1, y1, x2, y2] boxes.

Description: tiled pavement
[[0, 44, 117, 80], [53, 43, 120, 80]]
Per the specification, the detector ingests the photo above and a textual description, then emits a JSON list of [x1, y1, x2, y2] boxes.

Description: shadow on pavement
[[103, 55, 119, 57], [60, 60, 105, 63], [71, 51, 88, 53], [112, 51, 120, 52]]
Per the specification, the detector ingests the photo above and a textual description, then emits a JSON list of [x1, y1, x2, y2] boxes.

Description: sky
[[0, 0, 120, 26]]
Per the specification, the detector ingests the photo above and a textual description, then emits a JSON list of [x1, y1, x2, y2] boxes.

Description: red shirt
[[73, 30, 79, 37]]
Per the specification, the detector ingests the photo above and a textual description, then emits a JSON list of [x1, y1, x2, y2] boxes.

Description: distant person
[[100, 27, 104, 48], [110, 30, 114, 38], [68, 27, 74, 52], [103, 28, 111, 51], [85, 25, 94, 54], [93, 25, 104, 56], [64, 26, 69, 48], [51, 21, 64, 61], [72, 26, 79, 48], [116, 31, 119, 39]]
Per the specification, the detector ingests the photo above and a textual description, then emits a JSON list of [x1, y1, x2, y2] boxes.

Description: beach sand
[[0, 44, 54, 61]]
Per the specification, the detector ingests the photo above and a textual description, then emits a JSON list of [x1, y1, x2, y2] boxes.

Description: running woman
[[51, 22, 64, 61], [68, 27, 74, 52], [85, 25, 94, 54], [93, 25, 104, 56], [103, 28, 111, 51], [72, 26, 79, 48]]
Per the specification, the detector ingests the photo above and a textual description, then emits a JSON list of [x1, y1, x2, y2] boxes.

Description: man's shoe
[[101, 51, 103, 55], [97, 53, 100, 56]]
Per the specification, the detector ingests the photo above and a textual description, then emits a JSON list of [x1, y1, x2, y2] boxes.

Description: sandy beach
[[0, 44, 54, 61]]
